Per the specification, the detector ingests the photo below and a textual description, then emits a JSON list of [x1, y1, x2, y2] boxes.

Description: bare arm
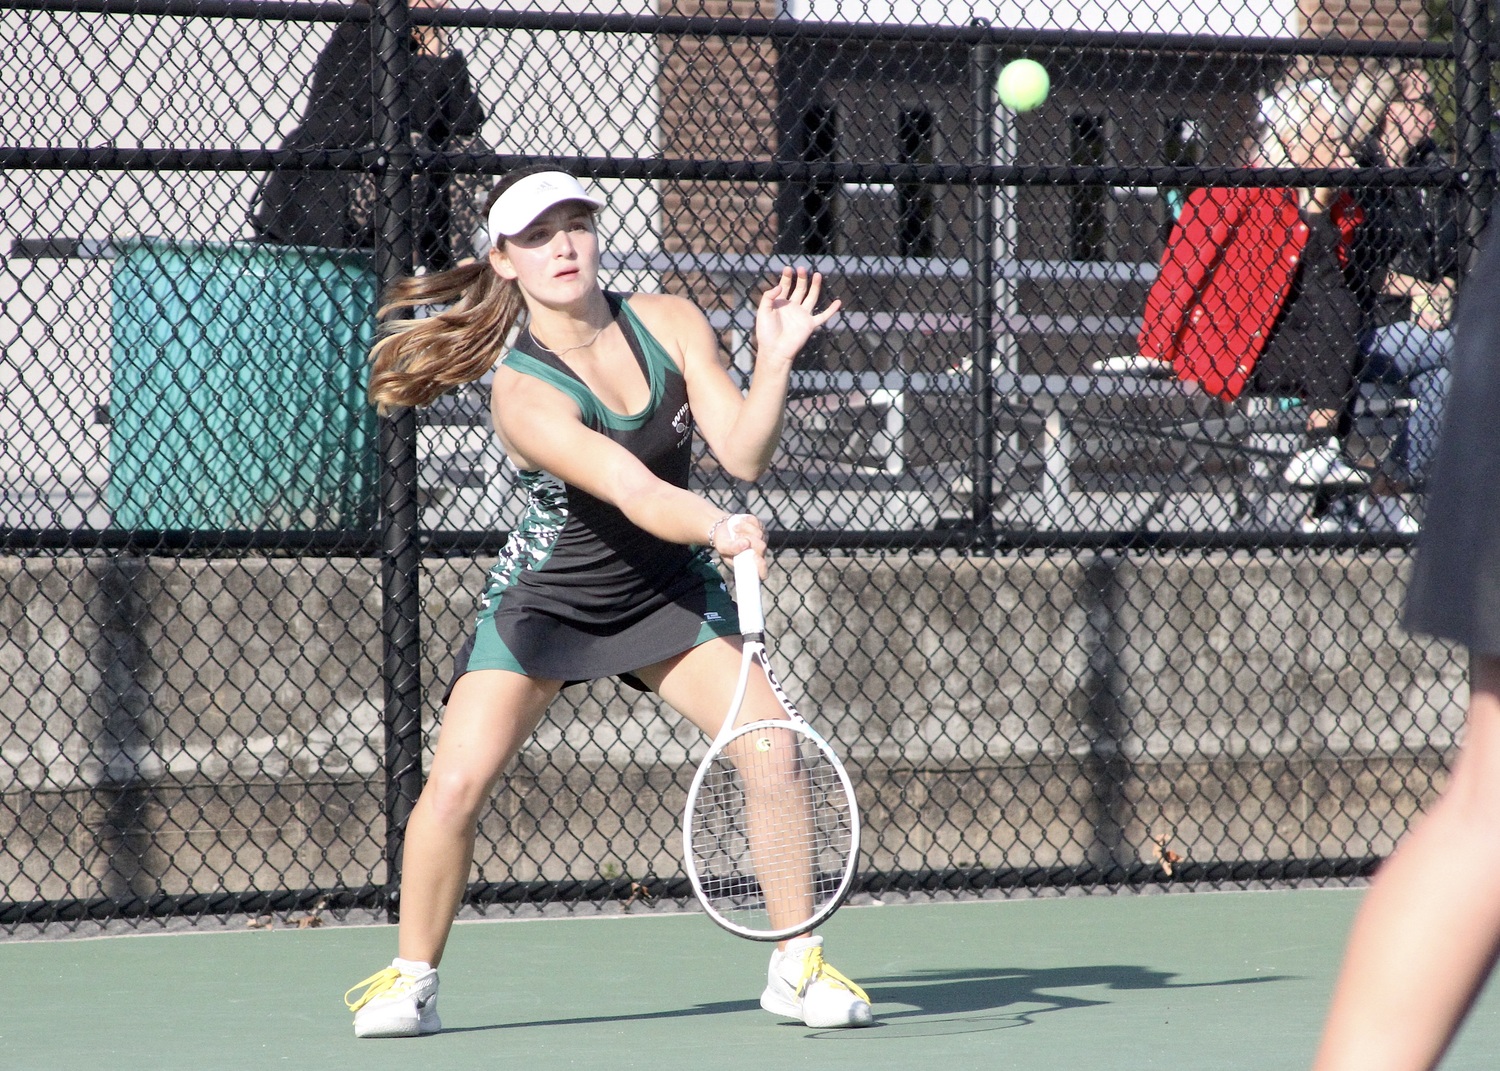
[[491, 370, 768, 569], [633, 268, 840, 481]]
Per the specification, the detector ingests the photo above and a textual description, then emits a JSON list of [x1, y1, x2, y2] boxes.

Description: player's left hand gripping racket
[[683, 550, 861, 940]]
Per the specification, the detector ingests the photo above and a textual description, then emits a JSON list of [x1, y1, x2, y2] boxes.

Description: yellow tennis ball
[[996, 58, 1050, 113]]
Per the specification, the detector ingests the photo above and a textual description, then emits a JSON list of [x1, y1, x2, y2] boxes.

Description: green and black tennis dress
[[448, 292, 740, 694]]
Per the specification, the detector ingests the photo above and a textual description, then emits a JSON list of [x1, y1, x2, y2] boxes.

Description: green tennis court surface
[[4, 888, 1496, 1071]]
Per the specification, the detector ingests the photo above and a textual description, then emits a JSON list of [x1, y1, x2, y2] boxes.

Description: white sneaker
[[760, 936, 873, 1028], [1283, 439, 1370, 489], [345, 959, 441, 1038]]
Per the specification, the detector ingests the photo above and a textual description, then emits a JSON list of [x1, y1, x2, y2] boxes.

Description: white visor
[[486, 172, 605, 245]]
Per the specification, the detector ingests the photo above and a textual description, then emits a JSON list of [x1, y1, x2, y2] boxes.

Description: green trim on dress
[[500, 296, 680, 432]]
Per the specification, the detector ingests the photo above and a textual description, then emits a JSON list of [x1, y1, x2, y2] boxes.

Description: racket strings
[[691, 729, 854, 929]]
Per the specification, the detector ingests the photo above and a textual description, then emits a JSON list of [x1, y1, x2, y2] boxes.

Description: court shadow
[[436, 998, 763, 1034], [439, 963, 1287, 1037], [870, 962, 1286, 1018], [792, 964, 1292, 1040]]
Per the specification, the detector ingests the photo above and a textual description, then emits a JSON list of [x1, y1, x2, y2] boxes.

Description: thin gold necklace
[[534, 320, 610, 358]]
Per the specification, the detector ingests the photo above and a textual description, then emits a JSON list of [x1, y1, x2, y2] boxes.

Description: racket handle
[[732, 550, 764, 635]]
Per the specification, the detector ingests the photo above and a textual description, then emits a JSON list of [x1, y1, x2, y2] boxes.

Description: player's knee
[[732, 733, 803, 792], [418, 768, 492, 827]]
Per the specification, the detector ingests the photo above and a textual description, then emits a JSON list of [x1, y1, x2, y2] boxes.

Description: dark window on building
[[1069, 114, 1107, 261], [896, 108, 935, 257], [802, 104, 838, 256], [1161, 116, 1202, 238]]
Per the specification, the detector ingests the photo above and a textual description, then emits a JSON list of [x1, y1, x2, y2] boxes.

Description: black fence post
[[1080, 554, 1130, 873], [1453, 0, 1493, 271], [969, 26, 997, 546], [371, 0, 425, 923]]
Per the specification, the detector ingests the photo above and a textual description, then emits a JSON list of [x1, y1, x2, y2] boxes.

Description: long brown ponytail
[[367, 165, 561, 414], [367, 260, 522, 413]]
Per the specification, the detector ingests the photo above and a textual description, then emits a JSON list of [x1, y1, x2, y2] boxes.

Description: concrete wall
[[0, 551, 1466, 907]]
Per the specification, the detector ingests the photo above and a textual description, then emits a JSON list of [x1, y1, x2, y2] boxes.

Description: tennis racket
[[682, 550, 861, 941]]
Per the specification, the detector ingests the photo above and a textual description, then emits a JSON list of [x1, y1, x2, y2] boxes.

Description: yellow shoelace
[[797, 947, 870, 1004], [344, 967, 403, 1011]]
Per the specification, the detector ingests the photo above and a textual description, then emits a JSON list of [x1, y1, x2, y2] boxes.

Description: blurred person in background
[[1137, 78, 1370, 532], [249, 0, 489, 272], [1340, 64, 1459, 533]]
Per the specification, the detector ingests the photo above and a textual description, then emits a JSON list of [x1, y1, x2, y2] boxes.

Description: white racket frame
[[682, 550, 861, 941]]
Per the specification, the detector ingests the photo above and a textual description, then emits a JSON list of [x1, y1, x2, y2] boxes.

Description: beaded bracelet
[[706, 515, 735, 546]]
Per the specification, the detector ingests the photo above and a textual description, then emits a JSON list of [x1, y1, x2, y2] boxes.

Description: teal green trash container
[[107, 239, 378, 530]]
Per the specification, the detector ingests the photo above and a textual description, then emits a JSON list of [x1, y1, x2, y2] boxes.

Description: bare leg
[[724, 723, 817, 930], [637, 639, 816, 941], [1311, 653, 1500, 1071], [396, 669, 560, 967]]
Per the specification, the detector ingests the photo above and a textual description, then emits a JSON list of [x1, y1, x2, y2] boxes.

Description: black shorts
[[1402, 226, 1500, 656]]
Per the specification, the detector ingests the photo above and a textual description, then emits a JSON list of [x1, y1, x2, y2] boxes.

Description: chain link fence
[[0, 0, 1491, 928]]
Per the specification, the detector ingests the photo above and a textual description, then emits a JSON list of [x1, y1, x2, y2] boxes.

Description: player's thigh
[[635, 637, 784, 738], [1452, 654, 1500, 809], [426, 669, 561, 798]]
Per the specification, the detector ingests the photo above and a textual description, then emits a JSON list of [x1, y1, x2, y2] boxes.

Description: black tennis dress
[[1402, 223, 1500, 656], [448, 293, 740, 695]]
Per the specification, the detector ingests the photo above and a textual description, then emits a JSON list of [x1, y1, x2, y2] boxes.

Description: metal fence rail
[[0, 0, 1489, 928]]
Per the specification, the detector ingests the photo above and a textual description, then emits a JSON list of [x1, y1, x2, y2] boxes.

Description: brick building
[[655, 0, 1437, 383]]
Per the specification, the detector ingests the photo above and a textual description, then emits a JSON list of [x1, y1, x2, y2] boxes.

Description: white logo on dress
[[672, 403, 692, 447]]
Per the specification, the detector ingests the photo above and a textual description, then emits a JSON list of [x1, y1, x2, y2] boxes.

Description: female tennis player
[[342, 167, 872, 1037]]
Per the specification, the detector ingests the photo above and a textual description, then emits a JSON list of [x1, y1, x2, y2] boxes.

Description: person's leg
[[1404, 363, 1451, 488], [398, 669, 561, 965], [1293, 403, 1368, 527], [636, 639, 873, 1028], [1304, 407, 1339, 436], [1366, 321, 1451, 380], [346, 669, 560, 1038], [1310, 653, 1500, 1071], [1362, 323, 1453, 486], [636, 639, 816, 933], [1247, 345, 1365, 493], [1284, 343, 1369, 493]]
